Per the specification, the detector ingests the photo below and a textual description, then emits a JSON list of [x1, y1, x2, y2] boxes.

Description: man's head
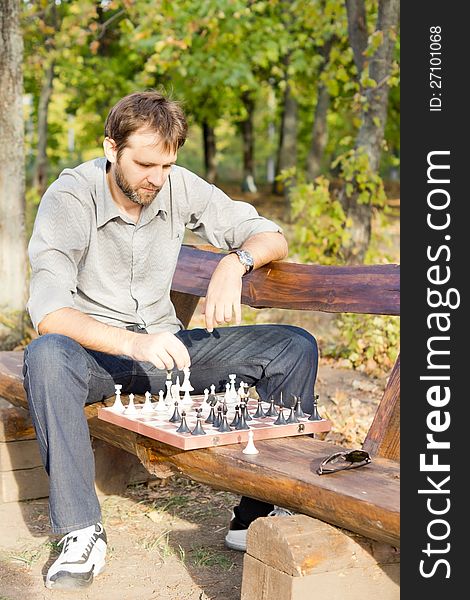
[[103, 91, 188, 206]]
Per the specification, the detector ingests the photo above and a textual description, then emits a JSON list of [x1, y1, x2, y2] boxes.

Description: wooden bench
[[0, 245, 400, 594]]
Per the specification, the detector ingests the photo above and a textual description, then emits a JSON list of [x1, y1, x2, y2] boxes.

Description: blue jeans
[[23, 325, 318, 534]]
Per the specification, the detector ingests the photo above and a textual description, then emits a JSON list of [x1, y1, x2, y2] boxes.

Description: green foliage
[[332, 146, 386, 206], [286, 173, 350, 264], [325, 314, 400, 376]]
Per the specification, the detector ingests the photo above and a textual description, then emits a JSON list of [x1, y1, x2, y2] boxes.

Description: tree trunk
[[240, 92, 257, 193], [202, 121, 217, 183], [273, 83, 297, 220], [306, 83, 330, 181], [0, 0, 28, 349], [33, 59, 55, 198], [341, 0, 400, 263], [345, 0, 368, 73]]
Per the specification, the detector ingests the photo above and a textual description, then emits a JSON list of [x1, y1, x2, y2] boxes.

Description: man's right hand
[[129, 331, 191, 371]]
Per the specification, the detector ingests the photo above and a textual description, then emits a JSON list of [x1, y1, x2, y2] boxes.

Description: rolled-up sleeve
[[182, 170, 282, 249], [27, 190, 89, 331]]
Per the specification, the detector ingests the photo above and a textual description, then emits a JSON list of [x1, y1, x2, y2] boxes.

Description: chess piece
[[176, 411, 191, 433], [273, 404, 288, 425], [286, 405, 299, 424], [171, 375, 181, 402], [237, 380, 245, 400], [111, 384, 125, 412], [205, 404, 216, 424], [240, 401, 252, 422], [180, 369, 193, 405], [164, 377, 173, 405], [264, 396, 277, 417], [308, 394, 322, 421], [217, 407, 232, 432], [242, 430, 259, 455], [213, 405, 223, 429], [236, 405, 250, 430], [204, 388, 210, 403], [191, 408, 206, 435], [230, 405, 241, 428], [228, 374, 238, 401], [252, 398, 265, 419], [125, 393, 137, 415], [169, 401, 182, 423], [141, 391, 154, 414], [293, 395, 305, 419]]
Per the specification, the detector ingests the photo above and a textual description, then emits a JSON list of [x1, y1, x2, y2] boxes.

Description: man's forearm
[[38, 308, 137, 357], [238, 231, 288, 270]]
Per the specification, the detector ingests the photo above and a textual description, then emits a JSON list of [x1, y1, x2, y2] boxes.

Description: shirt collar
[[95, 159, 172, 228]]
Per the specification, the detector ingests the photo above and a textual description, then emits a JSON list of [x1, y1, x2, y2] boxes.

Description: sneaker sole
[[224, 535, 247, 552], [45, 560, 106, 590]]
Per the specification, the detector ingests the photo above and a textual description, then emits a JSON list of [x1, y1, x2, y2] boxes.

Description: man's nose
[[146, 167, 165, 188]]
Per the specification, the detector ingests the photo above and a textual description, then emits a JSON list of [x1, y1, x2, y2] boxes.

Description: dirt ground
[[0, 360, 386, 600]]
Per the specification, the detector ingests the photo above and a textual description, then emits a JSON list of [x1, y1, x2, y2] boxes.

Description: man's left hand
[[202, 254, 245, 332]]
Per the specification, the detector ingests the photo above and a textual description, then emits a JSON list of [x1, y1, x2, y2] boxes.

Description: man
[[24, 91, 318, 590]]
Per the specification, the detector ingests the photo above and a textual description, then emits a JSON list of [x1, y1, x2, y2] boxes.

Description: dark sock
[[235, 497, 274, 526]]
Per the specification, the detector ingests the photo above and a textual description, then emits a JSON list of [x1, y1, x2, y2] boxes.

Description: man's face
[[109, 129, 178, 207]]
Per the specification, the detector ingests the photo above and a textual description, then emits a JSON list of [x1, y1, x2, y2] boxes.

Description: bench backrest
[[170, 245, 400, 461]]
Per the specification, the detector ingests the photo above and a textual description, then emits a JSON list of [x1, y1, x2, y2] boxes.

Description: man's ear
[[103, 137, 118, 163]]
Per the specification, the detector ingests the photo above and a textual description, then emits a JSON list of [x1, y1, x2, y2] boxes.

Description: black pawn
[[286, 406, 299, 424], [308, 394, 322, 421], [293, 395, 305, 419], [230, 405, 241, 428], [236, 406, 250, 430], [240, 401, 252, 422], [264, 396, 277, 417], [252, 398, 265, 419], [176, 411, 190, 433], [205, 405, 216, 424], [169, 401, 182, 423], [208, 392, 218, 406], [191, 409, 206, 435], [212, 405, 223, 428], [273, 405, 288, 426], [218, 407, 232, 432]]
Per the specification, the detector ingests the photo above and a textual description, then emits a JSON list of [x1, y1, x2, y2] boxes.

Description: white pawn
[[224, 382, 231, 403], [171, 375, 181, 402], [242, 430, 259, 455], [203, 388, 209, 402], [210, 384, 216, 395], [111, 384, 125, 413], [125, 393, 137, 415], [155, 390, 168, 415], [141, 391, 154, 414]]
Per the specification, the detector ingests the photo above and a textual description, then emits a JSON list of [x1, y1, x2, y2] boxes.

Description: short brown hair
[[104, 91, 188, 156]]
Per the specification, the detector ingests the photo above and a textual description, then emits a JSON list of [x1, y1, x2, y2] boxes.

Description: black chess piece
[[235, 406, 250, 430], [264, 396, 277, 417], [208, 392, 218, 406], [230, 405, 241, 428], [293, 395, 305, 419], [169, 401, 182, 423], [205, 405, 216, 424], [273, 404, 288, 426], [212, 405, 223, 428], [308, 394, 322, 421], [191, 408, 206, 435], [286, 406, 299, 424], [252, 398, 265, 419], [176, 411, 190, 433], [240, 401, 252, 422], [217, 407, 232, 432]]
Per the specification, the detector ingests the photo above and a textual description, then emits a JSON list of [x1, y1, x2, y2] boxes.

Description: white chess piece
[[125, 393, 137, 415], [237, 380, 245, 400], [203, 388, 209, 403], [111, 384, 125, 412], [164, 378, 172, 404], [155, 390, 169, 415], [141, 391, 154, 414], [228, 374, 237, 401], [242, 430, 259, 455], [171, 375, 181, 402], [180, 367, 193, 405]]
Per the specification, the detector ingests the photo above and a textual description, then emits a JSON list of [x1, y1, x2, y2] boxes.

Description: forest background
[[1, 0, 400, 378]]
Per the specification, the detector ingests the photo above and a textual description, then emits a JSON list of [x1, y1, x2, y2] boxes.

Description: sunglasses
[[316, 449, 371, 475]]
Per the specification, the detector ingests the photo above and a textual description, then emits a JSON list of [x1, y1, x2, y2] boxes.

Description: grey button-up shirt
[[28, 158, 281, 334]]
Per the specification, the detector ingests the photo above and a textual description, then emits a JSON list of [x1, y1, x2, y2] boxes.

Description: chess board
[[98, 395, 332, 450]]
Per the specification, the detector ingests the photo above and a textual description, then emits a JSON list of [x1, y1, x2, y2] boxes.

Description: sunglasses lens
[[317, 449, 371, 475], [346, 450, 370, 463]]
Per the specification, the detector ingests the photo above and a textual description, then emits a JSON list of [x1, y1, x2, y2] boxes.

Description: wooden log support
[[241, 515, 400, 600]]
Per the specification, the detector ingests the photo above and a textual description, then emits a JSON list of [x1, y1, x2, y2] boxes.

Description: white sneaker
[[225, 506, 293, 552], [45, 522, 107, 590]]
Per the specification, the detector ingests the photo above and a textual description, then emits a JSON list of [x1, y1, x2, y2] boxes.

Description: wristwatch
[[230, 249, 254, 274]]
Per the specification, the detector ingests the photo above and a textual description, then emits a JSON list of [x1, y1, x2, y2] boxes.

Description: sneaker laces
[[57, 523, 103, 562]]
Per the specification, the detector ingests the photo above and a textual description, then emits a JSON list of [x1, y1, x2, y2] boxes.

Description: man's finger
[[204, 301, 215, 332], [234, 301, 242, 325]]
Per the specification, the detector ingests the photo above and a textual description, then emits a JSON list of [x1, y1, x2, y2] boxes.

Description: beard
[[114, 162, 159, 206]]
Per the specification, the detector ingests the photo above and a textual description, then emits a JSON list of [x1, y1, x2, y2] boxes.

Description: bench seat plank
[[0, 351, 399, 547]]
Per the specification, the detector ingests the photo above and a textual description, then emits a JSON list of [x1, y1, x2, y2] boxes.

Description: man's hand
[[129, 331, 191, 370], [202, 254, 245, 332]]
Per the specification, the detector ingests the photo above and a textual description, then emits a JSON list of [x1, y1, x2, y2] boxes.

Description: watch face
[[239, 250, 254, 267]]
